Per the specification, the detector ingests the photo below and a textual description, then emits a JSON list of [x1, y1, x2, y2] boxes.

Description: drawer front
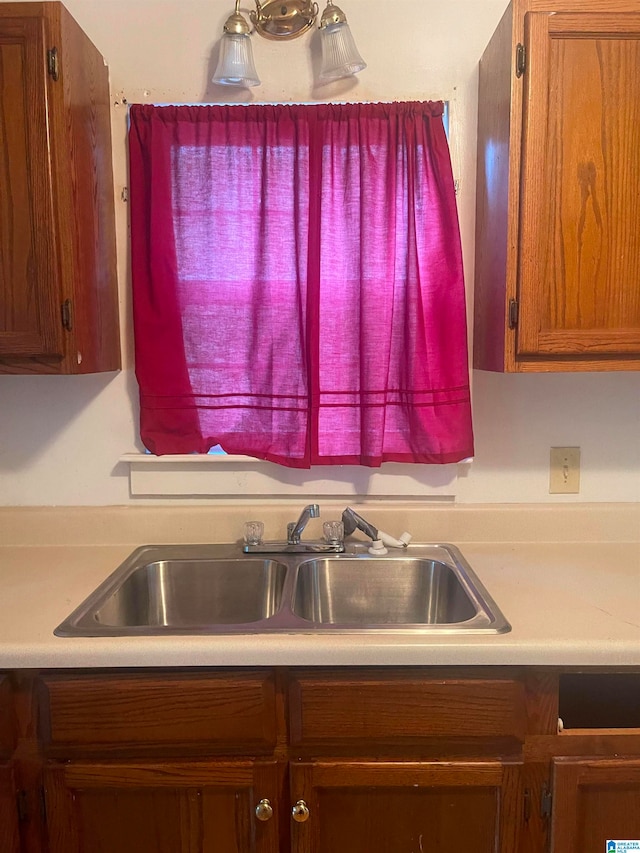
[[40, 670, 277, 755], [289, 671, 526, 748], [0, 677, 13, 757]]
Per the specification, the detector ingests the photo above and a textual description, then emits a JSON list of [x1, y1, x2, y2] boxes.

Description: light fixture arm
[[223, 1, 252, 34]]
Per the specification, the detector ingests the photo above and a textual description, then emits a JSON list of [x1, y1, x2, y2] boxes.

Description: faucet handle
[[323, 520, 344, 545], [244, 521, 264, 546]]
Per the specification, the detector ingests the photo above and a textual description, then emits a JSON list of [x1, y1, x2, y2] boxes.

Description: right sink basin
[[291, 546, 511, 633]]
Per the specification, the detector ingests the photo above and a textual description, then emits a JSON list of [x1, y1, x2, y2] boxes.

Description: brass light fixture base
[[319, 1, 347, 27], [251, 0, 319, 40]]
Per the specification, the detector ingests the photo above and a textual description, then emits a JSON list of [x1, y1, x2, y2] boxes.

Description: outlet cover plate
[[549, 447, 581, 494]]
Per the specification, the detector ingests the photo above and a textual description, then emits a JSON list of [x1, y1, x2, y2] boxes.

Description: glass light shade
[[318, 21, 366, 82], [212, 32, 260, 87]]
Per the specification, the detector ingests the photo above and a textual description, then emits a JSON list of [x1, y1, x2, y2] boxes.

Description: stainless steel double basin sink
[[54, 544, 510, 637]]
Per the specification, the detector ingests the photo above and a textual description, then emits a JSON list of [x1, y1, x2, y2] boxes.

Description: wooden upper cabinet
[[474, 0, 640, 372], [0, 2, 120, 374], [0, 16, 61, 360]]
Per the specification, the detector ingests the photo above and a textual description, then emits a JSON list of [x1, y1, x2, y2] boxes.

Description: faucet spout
[[341, 507, 411, 549], [287, 504, 320, 544], [341, 507, 378, 542]]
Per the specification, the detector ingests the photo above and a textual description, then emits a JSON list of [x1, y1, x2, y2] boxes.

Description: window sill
[[119, 454, 470, 498]]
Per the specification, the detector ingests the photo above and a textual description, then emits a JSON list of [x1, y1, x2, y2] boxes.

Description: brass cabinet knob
[[255, 798, 274, 822], [292, 800, 310, 822]]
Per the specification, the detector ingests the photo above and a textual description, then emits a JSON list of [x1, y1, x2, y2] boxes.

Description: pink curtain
[[129, 102, 473, 467]]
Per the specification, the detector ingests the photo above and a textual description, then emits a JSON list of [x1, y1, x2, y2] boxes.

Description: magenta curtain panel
[[129, 101, 473, 467]]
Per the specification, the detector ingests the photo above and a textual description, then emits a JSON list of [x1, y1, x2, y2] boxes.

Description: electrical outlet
[[549, 447, 581, 494]]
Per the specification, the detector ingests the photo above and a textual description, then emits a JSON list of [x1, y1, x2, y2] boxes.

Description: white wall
[[0, 0, 638, 506]]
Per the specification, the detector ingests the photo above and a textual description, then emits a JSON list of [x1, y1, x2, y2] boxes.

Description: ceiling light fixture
[[212, 0, 366, 87]]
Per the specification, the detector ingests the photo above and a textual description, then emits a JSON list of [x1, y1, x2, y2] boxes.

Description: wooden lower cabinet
[[0, 763, 21, 853], [290, 760, 522, 853], [44, 759, 280, 853], [0, 676, 20, 853], [550, 757, 640, 853], [40, 756, 526, 853], [4, 668, 640, 853]]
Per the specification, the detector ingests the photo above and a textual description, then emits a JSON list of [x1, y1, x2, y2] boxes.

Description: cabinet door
[[0, 763, 21, 853], [290, 760, 522, 853], [551, 757, 640, 853], [517, 12, 640, 362], [44, 759, 279, 853], [0, 16, 63, 358]]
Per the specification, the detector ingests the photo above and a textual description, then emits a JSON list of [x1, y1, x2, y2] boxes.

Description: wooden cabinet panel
[[0, 676, 14, 757], [44, 759, 280, 853], [290, 760, 523, 853], [6, 665, 640, 852], [0, 763, 21, 853], [551, 757, 640, 853], [518, 12, 640, 359], [474, 0, 640, 372], [289, 671, 526, 748], [40, 671, 277, 755], [0, 16, 62, 358], [0, 2, 119, 374]]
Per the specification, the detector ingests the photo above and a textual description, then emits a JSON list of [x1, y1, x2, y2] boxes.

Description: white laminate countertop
[[1, 534, 639, 669]]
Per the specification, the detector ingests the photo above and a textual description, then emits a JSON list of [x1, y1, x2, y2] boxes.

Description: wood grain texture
[[0, 676, 14, 757], [524, 670, 559, 736], [524, 0, 640, 11], [290, 760, 523, 853], [289, 671, 527, 748], [0, 15, 62, 358], [473, 0, 516, 371], [6, 666, 640, 852], [551, 757, 640, 853], [0, 763, 21, 853], [0, 2, 119, 374], [40, 670, 278, 755], [515, 354, 640, 371], [55, 2, 120, 373], [519, 762, 550, 853], [518, 12, 640, 358], [474, 0, 640, 372], [44, 759, 280, 853]]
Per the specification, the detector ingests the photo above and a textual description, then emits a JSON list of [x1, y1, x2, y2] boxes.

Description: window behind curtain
[[129, 102, 474, 468]]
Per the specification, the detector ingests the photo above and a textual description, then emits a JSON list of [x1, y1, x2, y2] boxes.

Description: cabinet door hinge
[[47, 47, 59, 81], [61, 298, 73, 332], [541, 786, 552, 819], [508, 298, 519, 329], [515, 43, 526, 77]]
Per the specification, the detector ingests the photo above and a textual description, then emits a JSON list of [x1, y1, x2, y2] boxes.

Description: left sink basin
[[54, 546, 288, 636]]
